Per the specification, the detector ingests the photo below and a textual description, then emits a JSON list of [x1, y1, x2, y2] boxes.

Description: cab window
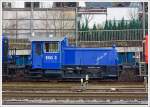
[[44, 42, 59, 52], [35, 43, 41, 55]]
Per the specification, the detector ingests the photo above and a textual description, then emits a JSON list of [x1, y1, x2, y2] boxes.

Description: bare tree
[[80, 8, 94, 28], [128, 8, 138, 20], [3, 21, 16, 37], [36, 9, 75, 38]]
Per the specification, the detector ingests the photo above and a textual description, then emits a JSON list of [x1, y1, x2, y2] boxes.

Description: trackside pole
[[85, 74, 89, 88], [80, 75, 89, 90], [81, 78, 83, 86], [144, 77, 148, 92]]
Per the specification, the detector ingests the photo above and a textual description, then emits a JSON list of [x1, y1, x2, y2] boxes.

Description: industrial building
[[2, 2, 148, 65], [2, 2, 148, 105]]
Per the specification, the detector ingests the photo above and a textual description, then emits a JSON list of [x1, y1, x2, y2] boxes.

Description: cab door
[[43, 41, 61, 69], [32, 42, 43, 69]]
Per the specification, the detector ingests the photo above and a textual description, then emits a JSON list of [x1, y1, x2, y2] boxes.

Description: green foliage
[[84, 18, 89, 31], [124, 21, 128, 29], [93, 23, 97, 30], [108, 21, 113, 30], [81, 23, 85, 31], [103, 18, 143, 30], [79, 17, 144, 31], [78, 17, 146, 41], [145, 14, 148, 29], [78, 21, 81, 31], [112, 19, 117, 30], [120, 18, 125, 29], [104, 20, 109, 30], [117, 22, 121, 30]]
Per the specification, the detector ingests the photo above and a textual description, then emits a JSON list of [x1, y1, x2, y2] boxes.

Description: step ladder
[[139, 62, 147, 76], [2, 62, 8, 76]]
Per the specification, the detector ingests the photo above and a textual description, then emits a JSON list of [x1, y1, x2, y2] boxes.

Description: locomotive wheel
[[15, 71, 25, 81], [118, 70, 143, 82]]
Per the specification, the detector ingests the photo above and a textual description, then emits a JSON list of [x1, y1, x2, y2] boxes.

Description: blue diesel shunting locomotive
[[31, 36, 119, 78]]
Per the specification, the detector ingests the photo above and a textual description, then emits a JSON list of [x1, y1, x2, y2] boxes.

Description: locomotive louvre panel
[[63, 48, 118, 66], [75, 50, 114, 65]]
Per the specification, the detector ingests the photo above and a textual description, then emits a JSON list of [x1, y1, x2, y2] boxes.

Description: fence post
[[75, 7, 78, 47]]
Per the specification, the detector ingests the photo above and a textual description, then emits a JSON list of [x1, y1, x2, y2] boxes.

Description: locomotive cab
[[31, 36, 67, 71]]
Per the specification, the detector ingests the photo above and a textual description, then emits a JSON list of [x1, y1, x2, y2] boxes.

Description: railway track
[[3, 81, 145, 86], [2, 81, 148, 104], [3, 91, 147, 100], [3, 81, 146, 89]]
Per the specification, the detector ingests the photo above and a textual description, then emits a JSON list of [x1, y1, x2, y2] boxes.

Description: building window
[[2, 2, 11, 8], [44, 42, 59, 53], [55, 2, 63, 7], [67, 2, 77, 7], [25, 2, 31, 8], [54, 2, 77, 7], [25, 2, 39, 8], [34, 2, 40, 8]]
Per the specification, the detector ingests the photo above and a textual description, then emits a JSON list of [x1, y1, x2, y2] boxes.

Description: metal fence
[[3, 29, 148, 49], [77, 29, 148, 47], [78, 29, 147, 41]]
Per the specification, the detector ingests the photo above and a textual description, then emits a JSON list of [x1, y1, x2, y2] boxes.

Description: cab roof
[[30, 36, 66, 42]]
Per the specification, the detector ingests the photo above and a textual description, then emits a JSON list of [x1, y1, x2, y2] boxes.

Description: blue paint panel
[[32, 42, 43, 69], [63, 48, 118, 66], [43, 53, 61, 69], [32, 41, 62, 70], [63, 50, 75, 65]]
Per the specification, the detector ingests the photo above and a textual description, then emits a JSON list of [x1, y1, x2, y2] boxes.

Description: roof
[[112, 2, 130, 7], [85, 2, 112, 8], [30, 36, 66, 42], [64, 47, 113, 51]]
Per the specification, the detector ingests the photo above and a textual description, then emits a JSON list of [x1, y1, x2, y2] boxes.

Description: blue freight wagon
[[2, 36, 9, 77], [2, 36, 8, 63]]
